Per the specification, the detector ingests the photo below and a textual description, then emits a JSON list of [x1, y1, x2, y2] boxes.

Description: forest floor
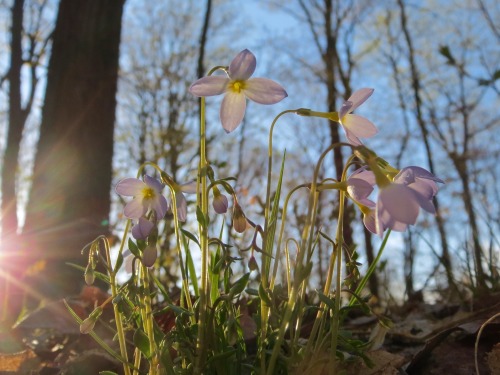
[[1, 286, 500, 375]]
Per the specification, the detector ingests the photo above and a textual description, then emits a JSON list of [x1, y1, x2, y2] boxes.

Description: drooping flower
[[393, 166, 443, 214], [115, 175, 169, 219], [374, 166, 443, 236], [346, 164, 443, 236], [338, 88, 378, 146], [189, 49, 288, 133]]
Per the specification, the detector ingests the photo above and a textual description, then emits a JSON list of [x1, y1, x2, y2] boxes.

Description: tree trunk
[[22, 0, 125, 301], [2, 0, 24, 238]]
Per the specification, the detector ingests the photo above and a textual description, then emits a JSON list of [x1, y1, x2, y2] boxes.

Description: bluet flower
[[189, 49, 288, 132], [115, 175, 168, 219], [338, 88, 378, 146]]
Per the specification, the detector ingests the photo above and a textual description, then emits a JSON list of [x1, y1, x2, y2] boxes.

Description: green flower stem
[[270, 184, 309, 292], [166, 185, 195, 318], [194, 65, 226, 374], [329, 188, 346, 375], [348, 229, 392, 307], [132, 348, 141, 375], [140, 266, 159, 374], [266, 142, 347, 375], [259, 109, 297, 372], [102, 236, 131, 375], [196, 94, 209, 374]]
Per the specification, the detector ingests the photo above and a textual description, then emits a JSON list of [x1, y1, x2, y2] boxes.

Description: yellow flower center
[[230, 80, 245, 93], [142, 187, 156, 200]]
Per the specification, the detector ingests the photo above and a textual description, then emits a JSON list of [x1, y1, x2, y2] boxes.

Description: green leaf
[[115, 250, 123, 272], [316, 291, 336, 310], [196, 206, 208, 228], [229, 272, 250, 297], [133, 328, 151, 358], [181, 228, 200, 247], [259, 283, 272, 306], [246, 288, 259, 296], [128, 238, 140, 257]]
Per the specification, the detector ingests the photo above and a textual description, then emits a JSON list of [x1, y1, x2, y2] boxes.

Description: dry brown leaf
[[487, 343, 500, 375], [0, 348, 40, 373]]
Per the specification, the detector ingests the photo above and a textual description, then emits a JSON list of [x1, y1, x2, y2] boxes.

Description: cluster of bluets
[[115, 49, 442, 269], [76, 48, 445, 375]]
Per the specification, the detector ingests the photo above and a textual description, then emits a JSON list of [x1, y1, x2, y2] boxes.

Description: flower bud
[[80, 306, 103, 334], [212, 187, 229, 214], [232, 203, 247, 233], [141, 245, 157, 268], [248, 255, 259, 271], [84, 264, 95, 285]]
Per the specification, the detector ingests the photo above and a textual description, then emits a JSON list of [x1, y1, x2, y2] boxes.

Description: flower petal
[[153, 195, 169, 219], [339, 100, 353, 119], [395, 166, 444, 184], [131, 217, 155, 240], [408, 179, 437, 200], [176, 193, 188, 222], [180, 181, 197, 194], [229, 49, 256, 80], [363, 211, 377, 234], [349, 167, 376, 185], [189, 76, 230, 97], [378, 184, 420, 225], [244, 78, 288, 104], [123, 198, 147, 219], [220, 91, 247, 133], [115, 178, 146, 196], [347, 88, 374, 112], [342, 114, 378, 138], [347, 178, 374, 202], [144, 175, 164, 193]]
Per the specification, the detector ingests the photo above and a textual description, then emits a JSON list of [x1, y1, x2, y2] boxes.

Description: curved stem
[[266, 142, 351, 375]]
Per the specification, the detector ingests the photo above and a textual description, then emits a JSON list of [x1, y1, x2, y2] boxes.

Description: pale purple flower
[[131, 217, 155, 240], [338, 88, 378, 146], [346, 165, 443, 236], [393, 166, 443, 214], [189, 49, 288, 133], [116, 175, 169, 219], [346, 167, 376, 207], [374, 166, 443, 236], [174, 181, 197, 222]]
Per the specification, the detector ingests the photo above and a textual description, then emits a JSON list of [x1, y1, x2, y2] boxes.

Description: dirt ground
[[1, 287, 499, 375]]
